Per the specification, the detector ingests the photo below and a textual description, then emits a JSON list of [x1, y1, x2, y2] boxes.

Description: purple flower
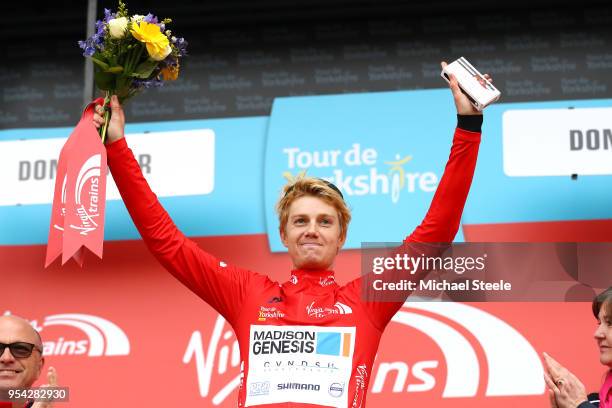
[[103, 8, 116, 22], [132, 78, 164, 89], [143, 13, 158, 24], [92, 33, 103, 46], [78, 40, 96, 57], [172, 37, 188, 57], [95, 19, 106, 36], [78, 37, 98, 57]]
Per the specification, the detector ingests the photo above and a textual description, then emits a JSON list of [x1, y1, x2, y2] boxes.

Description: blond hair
[[276, 176, 351, 240]]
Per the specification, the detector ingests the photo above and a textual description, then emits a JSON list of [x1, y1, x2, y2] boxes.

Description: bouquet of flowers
[[45, 1, 187, 267], [78, 0, 188, 142]]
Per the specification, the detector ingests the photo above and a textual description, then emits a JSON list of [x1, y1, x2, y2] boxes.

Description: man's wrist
[[457, 114, 483, 133]]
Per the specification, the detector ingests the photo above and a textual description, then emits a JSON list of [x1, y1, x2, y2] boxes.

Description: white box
[[441, 57, 501, 111]]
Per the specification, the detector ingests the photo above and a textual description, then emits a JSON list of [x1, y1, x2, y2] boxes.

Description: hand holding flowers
[[78, 0, 188, 143]]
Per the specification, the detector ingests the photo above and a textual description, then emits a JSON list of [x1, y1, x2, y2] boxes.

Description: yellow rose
[[130, 21, 170, 60]]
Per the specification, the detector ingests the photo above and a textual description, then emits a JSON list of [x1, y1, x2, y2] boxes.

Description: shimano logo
[[277, 383, 320, 391]]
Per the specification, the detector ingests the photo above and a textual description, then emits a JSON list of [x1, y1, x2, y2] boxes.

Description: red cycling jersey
[[106, 125, 481, 408]]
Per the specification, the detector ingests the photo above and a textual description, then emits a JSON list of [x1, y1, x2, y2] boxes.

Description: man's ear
[[36, 356, 45, 379], [336, 232, 347, 253], [280, 226, 289, 248]]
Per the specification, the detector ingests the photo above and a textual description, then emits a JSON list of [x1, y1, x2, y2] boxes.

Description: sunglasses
[[0, 342, 42, 359]]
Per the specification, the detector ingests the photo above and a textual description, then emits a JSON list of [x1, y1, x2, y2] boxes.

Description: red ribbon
[[45, 98, 107, 267]]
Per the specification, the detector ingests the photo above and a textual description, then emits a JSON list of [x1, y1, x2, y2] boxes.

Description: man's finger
[[110, 95, 121, 111], [448, 73, 462, 99], [440, 61, 448, 69], [47, 366, 57, 386], [110, 95, 126, 123]]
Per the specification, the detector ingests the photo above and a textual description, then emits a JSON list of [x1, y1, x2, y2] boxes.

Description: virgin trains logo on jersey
[[183, 303, 545, 405], [3, 311, 130, 357], [319, 275, 336, 287], [306, 301, 352, 318]]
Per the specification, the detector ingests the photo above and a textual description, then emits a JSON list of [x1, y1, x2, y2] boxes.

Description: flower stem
[[100, 91, 111, 143]]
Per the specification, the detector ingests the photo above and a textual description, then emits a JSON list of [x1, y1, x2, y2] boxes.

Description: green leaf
[[130, 59, 158, 78], [91, 57, 109, 71], [105, 66, 124, 74], [115, 76, 131, 93], [94, 69, 115, 91]]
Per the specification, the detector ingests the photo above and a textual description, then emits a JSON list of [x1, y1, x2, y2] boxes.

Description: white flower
[[108, 17, 128, 39], [131, 14, 145, 23], [150, 45, 172, 61]]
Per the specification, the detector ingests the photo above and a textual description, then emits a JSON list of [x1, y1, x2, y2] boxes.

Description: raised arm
[[407, 62, 484, 243], [352, 63, 488, 330], [94, 97, 262, 325]]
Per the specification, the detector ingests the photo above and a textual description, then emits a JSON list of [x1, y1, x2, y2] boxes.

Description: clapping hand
[[542, 352, 588, 408], [31, 366, 57, 408]]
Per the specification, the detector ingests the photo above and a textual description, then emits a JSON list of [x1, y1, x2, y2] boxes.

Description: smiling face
[[595, 301, 612, 368], [0, 316, 44, 390], [280, 195, 346, 270]]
